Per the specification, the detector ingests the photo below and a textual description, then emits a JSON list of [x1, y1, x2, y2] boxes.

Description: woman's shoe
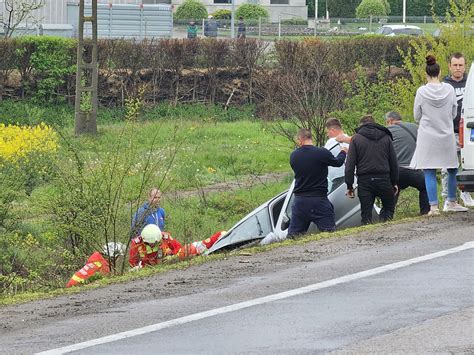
[[443, 201, 469, 212], [427, 207, 440, 216]]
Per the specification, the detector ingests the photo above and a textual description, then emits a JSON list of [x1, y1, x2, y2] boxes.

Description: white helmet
[[141, 224, 162, 244], [102, 242, 125, 257]]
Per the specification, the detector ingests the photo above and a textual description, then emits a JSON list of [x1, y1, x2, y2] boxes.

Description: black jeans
[[357, 175, 395, 224], [395, 167, 430, 215], [288, 195, 336, 238]]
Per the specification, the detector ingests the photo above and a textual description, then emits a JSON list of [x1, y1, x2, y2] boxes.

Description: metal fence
[[174, 16, 446, 39]]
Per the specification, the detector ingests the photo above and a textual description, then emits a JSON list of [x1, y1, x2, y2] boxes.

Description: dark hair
[[297, 128, 312, 141], [360, 115, 375, 125], [326, 118, 342, 130], [426, 55, 440, 77], [385, 111, 402, 122], [239, 17, 243, 20], [449, 52, 465, 63]]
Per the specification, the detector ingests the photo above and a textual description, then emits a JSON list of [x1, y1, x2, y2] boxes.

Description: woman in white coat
[[410, 55, 468, 215]]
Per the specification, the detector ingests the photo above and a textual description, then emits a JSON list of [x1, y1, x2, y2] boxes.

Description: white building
[[1, 0, 307, 25]]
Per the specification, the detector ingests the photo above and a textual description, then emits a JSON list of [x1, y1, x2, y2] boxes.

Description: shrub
[[17, 36, 76, 104], [236, 4, 269, 20], [175, 0, 208, 20], [356, 0, 388, 19], [212, 9, 232, 20], [281, 18, 308, 26]]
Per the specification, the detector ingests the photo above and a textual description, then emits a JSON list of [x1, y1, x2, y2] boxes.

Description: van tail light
[[459, 117, 464, 149]]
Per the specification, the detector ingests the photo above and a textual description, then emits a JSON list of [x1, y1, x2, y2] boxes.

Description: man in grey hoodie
[[385, 111, 430, 215], [442, 52, 474, 207]]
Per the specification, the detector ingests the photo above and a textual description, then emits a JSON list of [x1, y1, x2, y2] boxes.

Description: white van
[[457, 63, 474, 192]]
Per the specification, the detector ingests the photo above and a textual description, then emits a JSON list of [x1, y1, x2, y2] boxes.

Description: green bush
[[17, 36, 76, 104], [175, 0, 208, 20], [281, 18, 308, 26], [212, 9, 232, 20], [236, 4, 269, 20], [356, 0, 388, 18]]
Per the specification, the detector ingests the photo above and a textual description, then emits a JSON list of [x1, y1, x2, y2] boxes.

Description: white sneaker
[[460, 191, 474, 207], [443, 201, 469, 212]]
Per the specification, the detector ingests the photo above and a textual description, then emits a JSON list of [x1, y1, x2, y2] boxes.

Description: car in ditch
[[457, 62, 474, 192], [207, 175, 379, 254]]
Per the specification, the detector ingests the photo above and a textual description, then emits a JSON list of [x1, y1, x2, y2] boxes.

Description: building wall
[[1, 0, 306, 25]]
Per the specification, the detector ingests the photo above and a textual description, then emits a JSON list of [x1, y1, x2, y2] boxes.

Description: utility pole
[[314, 0, 318, 36], [74, 0, 98, 135], [402, 0, 406, 24]]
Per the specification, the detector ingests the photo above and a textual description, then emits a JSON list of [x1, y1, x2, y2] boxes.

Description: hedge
[[0, 36, 416, 107]]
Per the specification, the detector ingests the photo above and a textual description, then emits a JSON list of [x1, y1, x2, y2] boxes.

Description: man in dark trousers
[[385, 111, 430, 215], [288, 128, 347, 238], [345, 115, 399, 224], [442, 52, 474, 207]]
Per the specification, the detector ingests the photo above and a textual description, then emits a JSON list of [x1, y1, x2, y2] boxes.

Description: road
[[1, 212, 473, 354]]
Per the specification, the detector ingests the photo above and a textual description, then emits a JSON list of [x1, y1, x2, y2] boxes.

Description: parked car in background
[[457, 62, 474, 192], [375, 24, 424, 36], [207, 176, 379, 254]]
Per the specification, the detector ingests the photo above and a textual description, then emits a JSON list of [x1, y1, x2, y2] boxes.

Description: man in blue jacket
[[131, 188, 166, 237], [288, 128, 347, 238]]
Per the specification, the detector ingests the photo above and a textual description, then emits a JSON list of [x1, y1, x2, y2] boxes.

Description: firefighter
[[129, 224, 168, 269], [66, 242, 125, 288]]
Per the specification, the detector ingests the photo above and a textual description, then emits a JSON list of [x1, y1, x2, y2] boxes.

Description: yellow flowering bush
[[0, 123, 58, 163]]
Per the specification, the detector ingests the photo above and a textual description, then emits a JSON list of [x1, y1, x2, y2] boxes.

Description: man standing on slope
[[288, 128, 347, 238], [443, 52, 474, 207]]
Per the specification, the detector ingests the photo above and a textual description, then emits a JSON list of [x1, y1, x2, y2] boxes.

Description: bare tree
[[256, 40, 345, 147], [1, 0, 45, 38]]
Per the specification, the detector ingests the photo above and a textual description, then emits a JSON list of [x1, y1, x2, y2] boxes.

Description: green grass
[[63, 119, 292, 191]]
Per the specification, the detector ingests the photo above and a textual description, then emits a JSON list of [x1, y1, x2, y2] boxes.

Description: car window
[[227, 209, 272, 243], [270, 195, 286, 228], [382, 27, 392, 35]]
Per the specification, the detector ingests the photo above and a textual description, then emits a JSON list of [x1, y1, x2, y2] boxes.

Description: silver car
[[207, 177, 379, 253]]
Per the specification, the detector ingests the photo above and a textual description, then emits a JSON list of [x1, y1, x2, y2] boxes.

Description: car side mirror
[[281, 213, 290, 230]]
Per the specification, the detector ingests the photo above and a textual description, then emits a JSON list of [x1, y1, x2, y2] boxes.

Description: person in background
[[187, 21, 198, 39], [410, 55, 468, 215], [131, 188, 165, 237], [442, 52, 474, 207], [385, 111, 430, 215], [288, 128, 347, 238], [345, 115, 399, 224], [237, 17, 246, 39], [204, 15, 218, 38]]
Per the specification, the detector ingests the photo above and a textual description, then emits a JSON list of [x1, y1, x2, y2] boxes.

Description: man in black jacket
[[345, 115, 399, 224], [288, 128, 347, 238]]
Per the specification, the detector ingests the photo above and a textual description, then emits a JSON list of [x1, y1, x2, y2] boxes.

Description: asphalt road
[[65, 245, 473, 354], [1, 214, 473, 354], [29, 216, 473, 355]]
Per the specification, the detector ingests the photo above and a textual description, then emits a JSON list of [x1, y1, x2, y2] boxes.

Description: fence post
[[369, 15, 372, 33], [278, 15, 281, 39], [258, 16, 261, 39], [108, 3, 112, 38], [424, 16, 426, 24], [202, 18, 205, 37]]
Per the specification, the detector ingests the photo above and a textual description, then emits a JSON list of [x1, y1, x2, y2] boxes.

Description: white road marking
[[37, 241, 474, 355]]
